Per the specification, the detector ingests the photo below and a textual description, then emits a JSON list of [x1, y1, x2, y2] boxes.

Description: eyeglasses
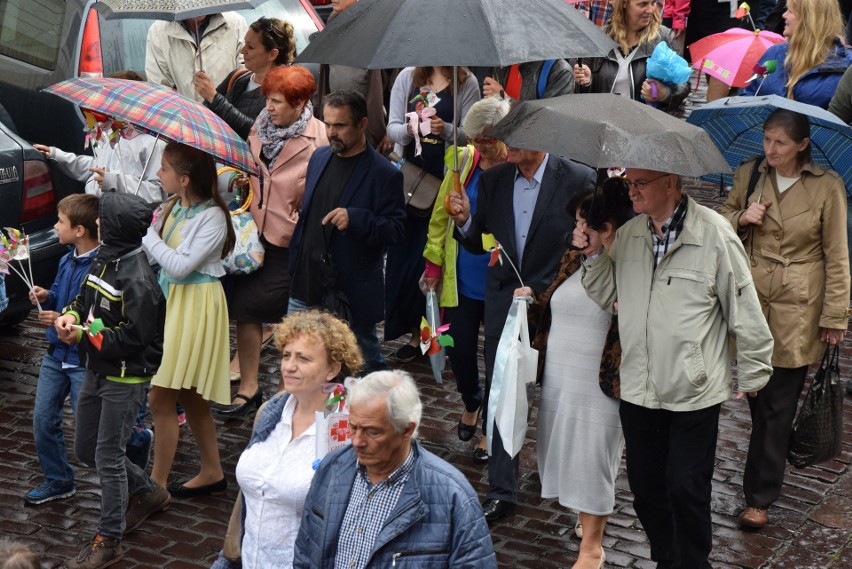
[[624, 173, 669, 191], [473, 136, 497, 145]]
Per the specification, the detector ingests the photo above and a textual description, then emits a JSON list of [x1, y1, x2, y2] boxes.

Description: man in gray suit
[[448, 147, 596, 522]]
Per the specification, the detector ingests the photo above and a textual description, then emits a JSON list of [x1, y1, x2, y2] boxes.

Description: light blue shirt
[[512, 154, 548, 265], [457, 154, 549, 268]]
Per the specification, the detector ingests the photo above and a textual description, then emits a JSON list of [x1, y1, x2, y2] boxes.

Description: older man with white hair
[[293, 370, 496, 569], [575, 168, 774, 569]]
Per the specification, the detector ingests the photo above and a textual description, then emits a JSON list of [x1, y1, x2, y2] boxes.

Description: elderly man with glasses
[[574, 168, 774, 569]]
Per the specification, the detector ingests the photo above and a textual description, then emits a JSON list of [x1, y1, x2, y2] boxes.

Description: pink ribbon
[[405, 107, 437, 157]]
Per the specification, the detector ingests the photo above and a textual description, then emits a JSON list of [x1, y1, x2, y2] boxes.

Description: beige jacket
[[145, 12, 247, 102], [582, 196, 774, 411], [720, 159, 850, 368], [247, 117, 329, 248]]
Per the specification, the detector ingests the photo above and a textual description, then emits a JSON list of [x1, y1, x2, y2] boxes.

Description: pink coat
[[248, 117, 329, 248]]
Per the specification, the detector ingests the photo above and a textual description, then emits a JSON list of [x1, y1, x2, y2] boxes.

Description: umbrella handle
[[195, 19, 203, 72], [443, 171, 462, 215]]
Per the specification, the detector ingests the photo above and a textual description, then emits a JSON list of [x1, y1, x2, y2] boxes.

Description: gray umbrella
[[489, 93, 732, 177], [295, 0, 618, 68]]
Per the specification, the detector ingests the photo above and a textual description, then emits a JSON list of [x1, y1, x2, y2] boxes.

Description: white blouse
[[235, 396, 317, 569]]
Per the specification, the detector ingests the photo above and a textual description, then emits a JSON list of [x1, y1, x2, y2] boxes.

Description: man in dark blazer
[[289, 90, 405, 373], [448, 148, 596, 522]]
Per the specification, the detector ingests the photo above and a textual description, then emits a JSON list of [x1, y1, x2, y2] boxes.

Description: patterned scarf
[[255, 101, 313, 168]]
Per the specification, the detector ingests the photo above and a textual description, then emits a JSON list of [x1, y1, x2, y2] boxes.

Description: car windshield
[[98, 1, 320, 76]]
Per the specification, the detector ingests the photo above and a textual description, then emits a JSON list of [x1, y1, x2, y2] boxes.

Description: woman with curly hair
[[742, 0, 851, 109], [211, 310, 363, 569], [574, 0, 690, 111], [195, 17, 297, 140]]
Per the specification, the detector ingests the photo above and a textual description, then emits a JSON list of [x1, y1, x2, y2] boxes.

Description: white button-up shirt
[[236, 396, 317, 569]]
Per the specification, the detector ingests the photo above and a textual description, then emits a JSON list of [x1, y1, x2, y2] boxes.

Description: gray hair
[[0, 539, 40, 569], [349, 370, 422, 436], [462, 95, 511, 139]]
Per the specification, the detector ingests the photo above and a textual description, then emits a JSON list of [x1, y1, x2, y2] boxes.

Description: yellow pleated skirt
[[151, 281, 231, 405]]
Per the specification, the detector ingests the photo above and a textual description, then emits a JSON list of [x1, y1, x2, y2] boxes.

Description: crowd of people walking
[[4, 0, 852, 568]]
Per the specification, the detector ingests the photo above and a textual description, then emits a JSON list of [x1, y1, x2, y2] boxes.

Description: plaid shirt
[[574, 0, 613, 27], [649, 194, 688, 269], [334, 449, 416, 569]]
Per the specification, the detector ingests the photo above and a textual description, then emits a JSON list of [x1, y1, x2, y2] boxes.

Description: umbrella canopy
[[689, 28, 785, 88], [94, 0, 266, 20], [296, 0, 618, 68], [44, 77, 258, 174], [686, 95, 852, 188], [488, 93, 731, 177]]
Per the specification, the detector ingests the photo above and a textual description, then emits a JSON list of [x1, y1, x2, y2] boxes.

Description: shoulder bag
[[218, 166, 265, 274], [787, 345, 844, 468]]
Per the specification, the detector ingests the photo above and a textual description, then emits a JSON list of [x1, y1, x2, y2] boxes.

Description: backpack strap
[[226, 68, 252, 95], [537, 60, 557, 99], [745, 156, 765, 205]]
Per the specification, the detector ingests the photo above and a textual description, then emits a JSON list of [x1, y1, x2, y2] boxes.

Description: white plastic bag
[[424, 290, 445, 384], [487, 297, 538, 458]]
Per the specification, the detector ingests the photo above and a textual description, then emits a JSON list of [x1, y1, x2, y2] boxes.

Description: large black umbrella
[[489, 93, 732, 177], [296, 0, 617, 68]]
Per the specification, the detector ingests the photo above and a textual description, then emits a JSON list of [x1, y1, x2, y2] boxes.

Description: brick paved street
[[1, 85, 850, 568]]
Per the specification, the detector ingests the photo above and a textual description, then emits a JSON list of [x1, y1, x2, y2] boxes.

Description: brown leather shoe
[[739, 506, 768, 528]]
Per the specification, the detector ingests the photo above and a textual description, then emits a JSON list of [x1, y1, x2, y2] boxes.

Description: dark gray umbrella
[[295, 0, 618, 68], [489, 93, 732, 177]]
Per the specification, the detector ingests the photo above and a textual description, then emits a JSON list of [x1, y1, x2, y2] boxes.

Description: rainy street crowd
[[2, 0, 852, 567]]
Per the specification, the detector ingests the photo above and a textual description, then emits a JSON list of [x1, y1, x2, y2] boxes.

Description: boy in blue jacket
[[25, 194, 101, 506], [55, 193, 168, 569]]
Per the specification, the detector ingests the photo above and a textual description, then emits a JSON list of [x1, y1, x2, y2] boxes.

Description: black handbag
[[787, 345, 844, 468], [319, 228, 352, 323]]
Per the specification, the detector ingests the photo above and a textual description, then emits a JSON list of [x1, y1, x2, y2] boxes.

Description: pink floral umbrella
[[689, 28, 785, 88]]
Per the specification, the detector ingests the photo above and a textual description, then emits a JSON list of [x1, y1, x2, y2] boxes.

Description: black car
[[0, 111, 64, 326]]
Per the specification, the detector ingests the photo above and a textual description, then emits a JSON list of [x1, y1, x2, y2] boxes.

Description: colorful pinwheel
[[419, 317, 453, 356], [0, 228, 41, 311], [482, 233, 525, 289]]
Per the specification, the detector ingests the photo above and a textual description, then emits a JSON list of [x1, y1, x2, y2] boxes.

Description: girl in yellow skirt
[[142, 142, 235, 497]]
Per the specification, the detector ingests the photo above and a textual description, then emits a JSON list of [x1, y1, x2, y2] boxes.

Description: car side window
[[0, 0, 65, 70]]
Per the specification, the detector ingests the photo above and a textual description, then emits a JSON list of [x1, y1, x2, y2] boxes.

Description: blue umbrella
[[687, 95, 852, 188]]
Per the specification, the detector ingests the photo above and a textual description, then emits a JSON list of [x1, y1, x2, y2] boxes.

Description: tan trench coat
[[720, 158, 850, 368]]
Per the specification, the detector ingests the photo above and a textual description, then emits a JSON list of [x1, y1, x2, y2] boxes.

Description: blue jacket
[[289, 145, 405, 328], [44, 246, 96, 366], [741, 41, 852, 109], [293, 440, 496, 569]]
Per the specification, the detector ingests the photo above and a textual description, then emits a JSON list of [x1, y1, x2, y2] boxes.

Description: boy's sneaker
[[125, 482, 171, 535], [67, 534, 126, 569], [125, 428, 153, 471], [24, 480, 76, 506]]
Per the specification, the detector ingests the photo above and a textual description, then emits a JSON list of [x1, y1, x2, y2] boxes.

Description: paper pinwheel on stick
[[746, 60, 778, 95], [482, 233, 525, 289], [315, 376, 361, 461], [0, 227, 41, 311], [420, 317, 453, 356], [70, 307, 106, 350]]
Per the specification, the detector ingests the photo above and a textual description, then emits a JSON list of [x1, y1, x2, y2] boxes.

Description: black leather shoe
[[472, 447, 489, 463], [481, 499, 516, 523], [167, 477, 227, 498], [458, 408, 480, 441], [217, 389, 262, 417]]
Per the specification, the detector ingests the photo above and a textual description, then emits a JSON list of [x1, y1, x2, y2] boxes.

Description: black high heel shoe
[[217, 389, 262, 417]]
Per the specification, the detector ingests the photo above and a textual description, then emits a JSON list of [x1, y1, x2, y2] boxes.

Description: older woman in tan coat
[[221, 65, 329, 418], [720, 108, 849, 530]]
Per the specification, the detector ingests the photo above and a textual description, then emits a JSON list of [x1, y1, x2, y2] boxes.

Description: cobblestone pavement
[[1, 86, 850, 568]]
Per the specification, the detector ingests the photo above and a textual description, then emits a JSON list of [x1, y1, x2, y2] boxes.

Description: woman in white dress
[[517, 179, 633, 569], [211, 310, 363, 569]]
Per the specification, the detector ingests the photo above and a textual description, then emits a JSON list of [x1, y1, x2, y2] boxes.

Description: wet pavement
[[1, 87, 851, 568]]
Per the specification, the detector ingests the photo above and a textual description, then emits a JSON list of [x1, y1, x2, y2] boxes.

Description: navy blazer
[[456, 155, 596, 339], [290, 144, 405, 327]]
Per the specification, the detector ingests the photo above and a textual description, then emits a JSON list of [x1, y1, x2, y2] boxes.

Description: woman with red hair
[[220, 65, 329, 418]]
